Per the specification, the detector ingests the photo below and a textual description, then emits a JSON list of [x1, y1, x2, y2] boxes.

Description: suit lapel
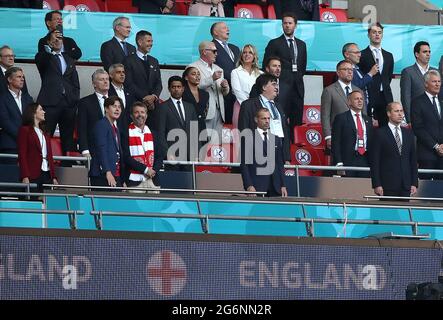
[[334, 82, 348, 106], [30, 127, 43, 154], [412, 64, 424, 81], [346, 111, 357, 135], [385, 126, 401, 155], [7, 92, 23, 118], [113, 37, 126, 57], [169, 99, 185, 128]]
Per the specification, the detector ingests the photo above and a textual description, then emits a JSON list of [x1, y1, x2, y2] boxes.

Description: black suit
[[157, 98, 199, 170], [263, 34, 307, 128], [250, 80, 291, 118], [0, 90, 33, 154], [100, 37, 136, 72], [358, 46, 394, 126], [371, 126, 418, 196], [108, 84, 134, 134], [0, 69, 29, 96], [331, 110, 373, 177], [411, 92, 443, 179], [213, 39, 240, 125], [38, 35, 82, 60], [77, 93, 105, 155], [238, 96, 290, 162], [35, 50, 80, 153], [241, 131, 285, 196], [281, 0, 320, 20], [182, 85, 208, 140]]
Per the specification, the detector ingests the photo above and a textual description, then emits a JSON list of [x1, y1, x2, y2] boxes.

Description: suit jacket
[[411, 92, 443, 162], [352, 66, 372, 106], [250, 80, 291, 116], [38, 35, 82, 60], [188, 59, 229, 121], [17, 125, 56, 180], [90, 117, 125, 178], [77, 93, 105, 154], [263, 34, 307, 99], [321, 81, 364, 138], [133, 0, 167, 13], [123, 53, 162, 102], [400, 64, 438, 122], [0, 90, 33, 150], [108, 83, 134, 133], [358, 46, 394, 109], [213, 39, 240, 84], [281, 0, 320, 21], [238, 96, 290, 162], [100, 37, 136, 72], [0, 70, 29, 96], [34, 51, 80, 107], [157, 98, 199, 160], [182, 85, 208, 136], [371, 126, 418, 191], [331, 110, 373, 165], [241, 131, 285, 194]]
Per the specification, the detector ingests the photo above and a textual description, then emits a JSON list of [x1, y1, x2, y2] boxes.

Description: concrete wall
[[347, 0, 438, 25]]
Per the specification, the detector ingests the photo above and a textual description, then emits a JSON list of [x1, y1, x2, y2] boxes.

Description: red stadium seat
[[174, 0, 191, 15], [43, 0, 61, 10], [267, 4, 276, 19], [293, 124, 325, 149], [105, 0, 138, 13], [234, 4, 264, 19], [63, 0, 103, 12], [319, 6, 348, 22], [196, 144, 236, 173], [50, 137, 63, 166], [290, 144, 325, 176], [302, 105, 321, 125]]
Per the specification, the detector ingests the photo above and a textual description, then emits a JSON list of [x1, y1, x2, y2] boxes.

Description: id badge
[[272, 119, 285, 138], [357, 139, 364, 148], [292, 64, 298, 72]]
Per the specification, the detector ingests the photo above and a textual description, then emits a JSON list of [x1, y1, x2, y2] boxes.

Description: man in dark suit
[[108, 63, 134, 133], [241, 108, 287, 197], [411, 70, 443, 180], [401, 41, 438, 124], [37, 10, 82, 61], [358, 22, 394, 127], [35, 30, 80, 155], [157, 76, 199, 171], [239, 73, 291, 163], [371, 102, 418, 197], [281, 0, 319, 21], [90, 96, 125, 188], [0, 67, 33, 160], [100, 16, 136, 72], [263, 12, 307, 132], [133, 0, 174, 14], [332, 91, 373, 177], [77, 69, 110, 159], [123, 30, 162, 129], [321, 60, 364, 151], [0, 46, 29, 96], [342, 42, 378, 110], [211, 21, 240, 124], [250, 56, 291, 117]]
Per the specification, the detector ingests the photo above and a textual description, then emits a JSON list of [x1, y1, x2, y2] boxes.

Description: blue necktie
[[121, 41, 128, 56], [268, 101, 278, 119]]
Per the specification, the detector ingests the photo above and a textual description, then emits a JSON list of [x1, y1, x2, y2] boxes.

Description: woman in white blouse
[[231, 44, 262, 128], [17, 103, 58, 193]]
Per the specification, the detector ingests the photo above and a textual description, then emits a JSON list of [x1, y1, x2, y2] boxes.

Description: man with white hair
[[100, 16, 136, 72], [188, 41, 230, 143]]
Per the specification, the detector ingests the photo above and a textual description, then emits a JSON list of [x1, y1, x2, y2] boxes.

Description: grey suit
[[320, 81, 363, 139], [400, 63, 438, 123]]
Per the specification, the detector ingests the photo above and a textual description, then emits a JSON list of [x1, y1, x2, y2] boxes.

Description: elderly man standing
[[189, 41, 230, 143]]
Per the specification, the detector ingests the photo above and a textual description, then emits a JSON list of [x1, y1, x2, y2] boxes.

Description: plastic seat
[[293, 124, 325, 149], [43, 0, 61, 10], [302, 105, 321, 125], [319, 7, 348, 22], [234, 4, 264, 19], [105, 0, 138, 13], [267, 4, 276, 19], [64, 0, 103, 12], [50, 137, 63, 166], [290, 144, 324, 176], [174, 0, 190, 15], [196, 144, 236, 173]]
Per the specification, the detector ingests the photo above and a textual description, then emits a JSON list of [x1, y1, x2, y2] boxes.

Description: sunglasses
[[205, 49, 217, 53]]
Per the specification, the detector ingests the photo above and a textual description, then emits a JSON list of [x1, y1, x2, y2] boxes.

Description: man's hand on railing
[[410, 186, 417, 196], [281, 187, 288, 197], [246, 186, 257, 197], [22, 177, 30, 184], [52, 178, 58, 185], [374, 186, 383, 196], [106, 171, 117, 187]]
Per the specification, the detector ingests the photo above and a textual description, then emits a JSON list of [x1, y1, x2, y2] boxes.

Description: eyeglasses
[[0, 54, 15, 58], [205, 49, 217, 54]]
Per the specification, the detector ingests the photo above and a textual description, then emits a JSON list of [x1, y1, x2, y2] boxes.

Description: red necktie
[[355, 113, 365, 155]]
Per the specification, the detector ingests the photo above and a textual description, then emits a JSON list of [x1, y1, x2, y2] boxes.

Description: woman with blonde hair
[[231, 44, 263, 128]]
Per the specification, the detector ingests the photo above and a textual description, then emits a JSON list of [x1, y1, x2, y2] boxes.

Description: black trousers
[[371, 92, 390, 127], [90, 176, 123, 189], [345, 152, 370, 178]]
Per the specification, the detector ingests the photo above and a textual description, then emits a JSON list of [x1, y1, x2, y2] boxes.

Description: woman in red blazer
[[17, 103, 58, 192]]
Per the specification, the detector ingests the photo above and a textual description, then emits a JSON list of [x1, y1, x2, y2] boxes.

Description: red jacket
[[17, 126, 56, 180]]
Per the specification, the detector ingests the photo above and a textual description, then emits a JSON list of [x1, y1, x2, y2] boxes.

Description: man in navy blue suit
[[89, 96, 125, 188], [371, 102, 418, 197], [241, 108, 287, 197], [0, 67, 33, 161]]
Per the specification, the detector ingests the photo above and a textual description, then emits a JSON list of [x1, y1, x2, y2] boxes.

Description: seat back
[[64, 0, 103, 11], [42, 0, 61, 10], [267, 4, 276, 19], [319, 7, 348, 22], [294, 124, 325, 149], [234, 4, 264, 19], [105, 0, 138, 13], [302, 105, 321, 125]]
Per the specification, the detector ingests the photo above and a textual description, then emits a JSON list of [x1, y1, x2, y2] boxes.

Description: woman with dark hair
[[17, 103, 58, 192], [182, 66, 209, 141]]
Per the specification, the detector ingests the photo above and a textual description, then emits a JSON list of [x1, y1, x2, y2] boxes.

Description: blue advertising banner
[[0, 233, 440, 299], [2, 8, 443, 73]]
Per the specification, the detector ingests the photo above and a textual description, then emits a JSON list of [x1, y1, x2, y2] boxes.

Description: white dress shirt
[[388, 121, 402, 145], [425, 91, 441, 117], [171, 97, 185, 121], [8, 89, 22, 114], [34, 127, 49, 171], [112, 83, 126, 108], [231, 66, 262, 104]]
